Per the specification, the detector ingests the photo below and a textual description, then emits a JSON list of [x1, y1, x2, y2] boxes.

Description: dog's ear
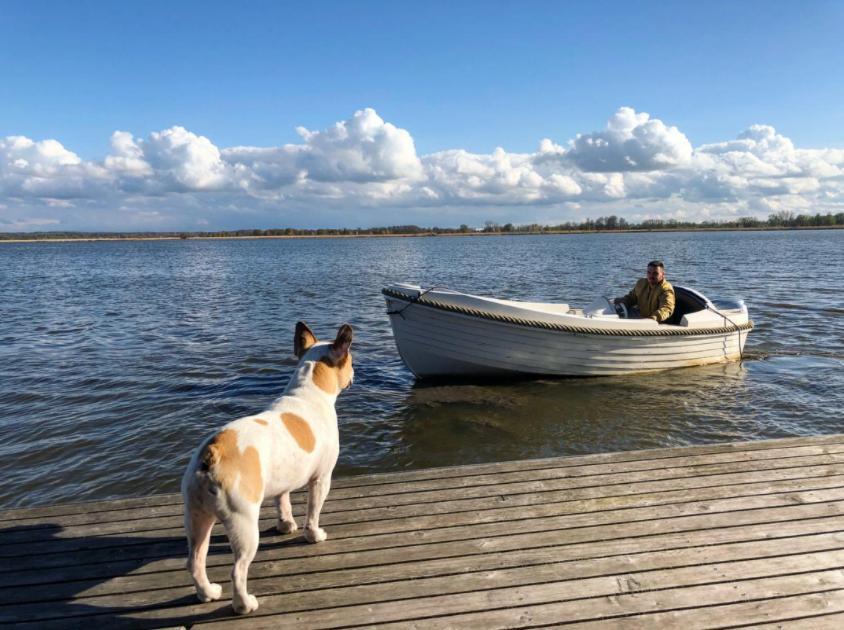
[[294, 321, 318, 358], [328, 324, 353, 363]]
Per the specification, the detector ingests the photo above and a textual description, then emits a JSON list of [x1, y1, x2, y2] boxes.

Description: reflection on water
[[376, 363, 750, 470], [1, 230, 843, 507]]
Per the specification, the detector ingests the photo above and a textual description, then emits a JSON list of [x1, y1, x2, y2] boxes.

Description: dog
[[181, 321, 353, 614]]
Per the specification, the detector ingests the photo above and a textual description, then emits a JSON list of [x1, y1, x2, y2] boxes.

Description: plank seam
[[3, 502, 843, 584], [187, 573, 844, 629], [532, 588, 844, 629], [717, 602, 844, 629], [337, 585, 844, 629], [5, 461, 843, 539], [4, 437, 843, 521], [8, 551, 844, 624], [6, 534, 844, 609], [5, 518, 844, 592], [4, 474, 843, 553]]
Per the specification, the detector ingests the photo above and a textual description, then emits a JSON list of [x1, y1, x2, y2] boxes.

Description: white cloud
[[1, 106, 843, 231], [140, 126, 231, 191], [0, 135, 108, 199], [422, 148, 547, 204], [104, 131, 153, 177], [294, 108, 424, 183], [566, 107, 693, 172]]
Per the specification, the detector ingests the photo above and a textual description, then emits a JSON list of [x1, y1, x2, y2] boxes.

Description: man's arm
[[615, 285, 638, 307], [651, 288, 676, 323]]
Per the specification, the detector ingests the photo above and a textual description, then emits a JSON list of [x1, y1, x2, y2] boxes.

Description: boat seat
[[665, 286, 708, 326], [488, 298, 570, 315]]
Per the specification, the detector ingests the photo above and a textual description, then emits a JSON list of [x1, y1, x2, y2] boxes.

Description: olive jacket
[[619, 278, 676, 323]]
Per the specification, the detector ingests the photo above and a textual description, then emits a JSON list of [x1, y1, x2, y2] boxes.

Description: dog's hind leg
[[223, 507, 261, 614], [276, 492, 298, 534], [185, 505, 222, 602], [304, 474, 331, 543]]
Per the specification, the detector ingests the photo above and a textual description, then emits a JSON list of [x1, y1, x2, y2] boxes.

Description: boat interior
[[386, 283, 744, 329], [489, 286, 712, 324], [665, 286, 709, 325]]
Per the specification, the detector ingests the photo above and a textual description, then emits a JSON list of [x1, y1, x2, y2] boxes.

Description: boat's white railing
[[383, 285, 753, 338]]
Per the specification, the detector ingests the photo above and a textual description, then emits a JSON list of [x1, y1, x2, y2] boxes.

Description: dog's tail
[[182, 436, 227, 513]]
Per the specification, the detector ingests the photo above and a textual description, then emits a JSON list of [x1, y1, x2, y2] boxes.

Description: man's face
[[646, 265, 664, 286]]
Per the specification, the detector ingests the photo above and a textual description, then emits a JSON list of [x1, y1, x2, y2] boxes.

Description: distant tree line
[[2, 211, 843, 241], [479, 211, 844, 233]]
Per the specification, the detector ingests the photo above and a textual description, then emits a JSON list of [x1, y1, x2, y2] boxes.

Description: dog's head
[[294, 321, 354, 395]]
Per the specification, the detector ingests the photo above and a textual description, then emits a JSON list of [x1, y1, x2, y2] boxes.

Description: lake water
[[1, 230, 842, 509]]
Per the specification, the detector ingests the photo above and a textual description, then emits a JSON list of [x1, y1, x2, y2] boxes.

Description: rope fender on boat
[[382, 287, 754, 338]]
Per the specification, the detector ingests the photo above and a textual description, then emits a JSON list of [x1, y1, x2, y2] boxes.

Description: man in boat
[[614, 260, 676, 323]]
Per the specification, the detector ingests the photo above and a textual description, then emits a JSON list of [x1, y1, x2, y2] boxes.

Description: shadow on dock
[[3, 434, 844, 628], [0, 520, 310, 628]]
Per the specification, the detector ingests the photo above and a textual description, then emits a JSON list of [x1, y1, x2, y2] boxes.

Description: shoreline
[[1, 224, 842, 244]]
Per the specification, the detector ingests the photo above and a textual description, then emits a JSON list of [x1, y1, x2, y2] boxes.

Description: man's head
[[646, 260, 665, 287]]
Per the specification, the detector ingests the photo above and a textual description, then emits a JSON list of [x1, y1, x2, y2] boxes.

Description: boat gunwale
[[382, 286, 753, 338]]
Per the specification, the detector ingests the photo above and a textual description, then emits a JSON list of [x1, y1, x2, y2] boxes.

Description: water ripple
[[1, 230, 843, 508]]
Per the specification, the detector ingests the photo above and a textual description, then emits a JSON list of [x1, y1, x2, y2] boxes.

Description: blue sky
[[1, 1, 843, 231]]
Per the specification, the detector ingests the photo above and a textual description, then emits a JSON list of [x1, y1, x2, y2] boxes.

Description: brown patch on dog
[[337, 352, 353, 390], [312, 360, 338, 394], [281, 412, 316, 452], [254, 419, 268, 426], [313, 351, 353, 394], [202, 429, 263, 502]]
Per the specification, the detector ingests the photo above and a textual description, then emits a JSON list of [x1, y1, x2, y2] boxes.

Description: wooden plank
[[291, 444, 844, 502], [4, 486, 843, 578], [6, 521, 843, 615], [0, 448, 844, 544], [5, 438, 844, 532], [375, 589, 844, 630], [1, 436, 844, 629], [6, 534, 844, 626], [185, 561, 844, 628], [565, 592, 844, 629], [4, 504, 842, 598], [4, 453, 844, 548], [745, 610, 844, 630], [4, 468, 844, 559], [3, 473, 844, 591], [3, 434, 842, 522]]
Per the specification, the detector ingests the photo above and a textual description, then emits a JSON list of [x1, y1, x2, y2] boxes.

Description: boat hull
[[385, 293, 750, 378]]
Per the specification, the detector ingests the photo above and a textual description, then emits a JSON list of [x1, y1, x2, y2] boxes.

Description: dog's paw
[[233, 593, 259, 615], [277, 518, 298, 534], [304, 526, 327, 543], [197, 582, 222, 602]]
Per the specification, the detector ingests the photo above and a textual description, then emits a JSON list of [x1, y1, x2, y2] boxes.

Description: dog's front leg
[[303, 474, 331, 543], [276, 492, 298, 534]]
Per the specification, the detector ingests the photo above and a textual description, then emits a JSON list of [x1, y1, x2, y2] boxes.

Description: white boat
[[383, 283, 753, 378]]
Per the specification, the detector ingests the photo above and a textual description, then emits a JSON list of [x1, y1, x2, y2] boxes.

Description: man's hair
[[647, 260, 665, 270]]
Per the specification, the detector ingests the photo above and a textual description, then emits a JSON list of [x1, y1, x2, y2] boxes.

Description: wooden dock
[[2, 434, 844, 628]]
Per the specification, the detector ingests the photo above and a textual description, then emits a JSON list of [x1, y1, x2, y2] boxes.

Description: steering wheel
[[607, 298, 627, 319], [603, 295, 627, 319]]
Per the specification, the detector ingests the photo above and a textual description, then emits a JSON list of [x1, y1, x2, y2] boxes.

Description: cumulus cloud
[[2, 106, 843, 230], [115, 126, 232, 192], [221, 108, 424, 196], [295, 108, 424, 182], [104, 131, 152, 177], [565, 107, 693, 172], [0, 135, 109, 199]]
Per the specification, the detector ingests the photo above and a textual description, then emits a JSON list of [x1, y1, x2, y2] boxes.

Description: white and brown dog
[[181, 321, 353, 614]]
